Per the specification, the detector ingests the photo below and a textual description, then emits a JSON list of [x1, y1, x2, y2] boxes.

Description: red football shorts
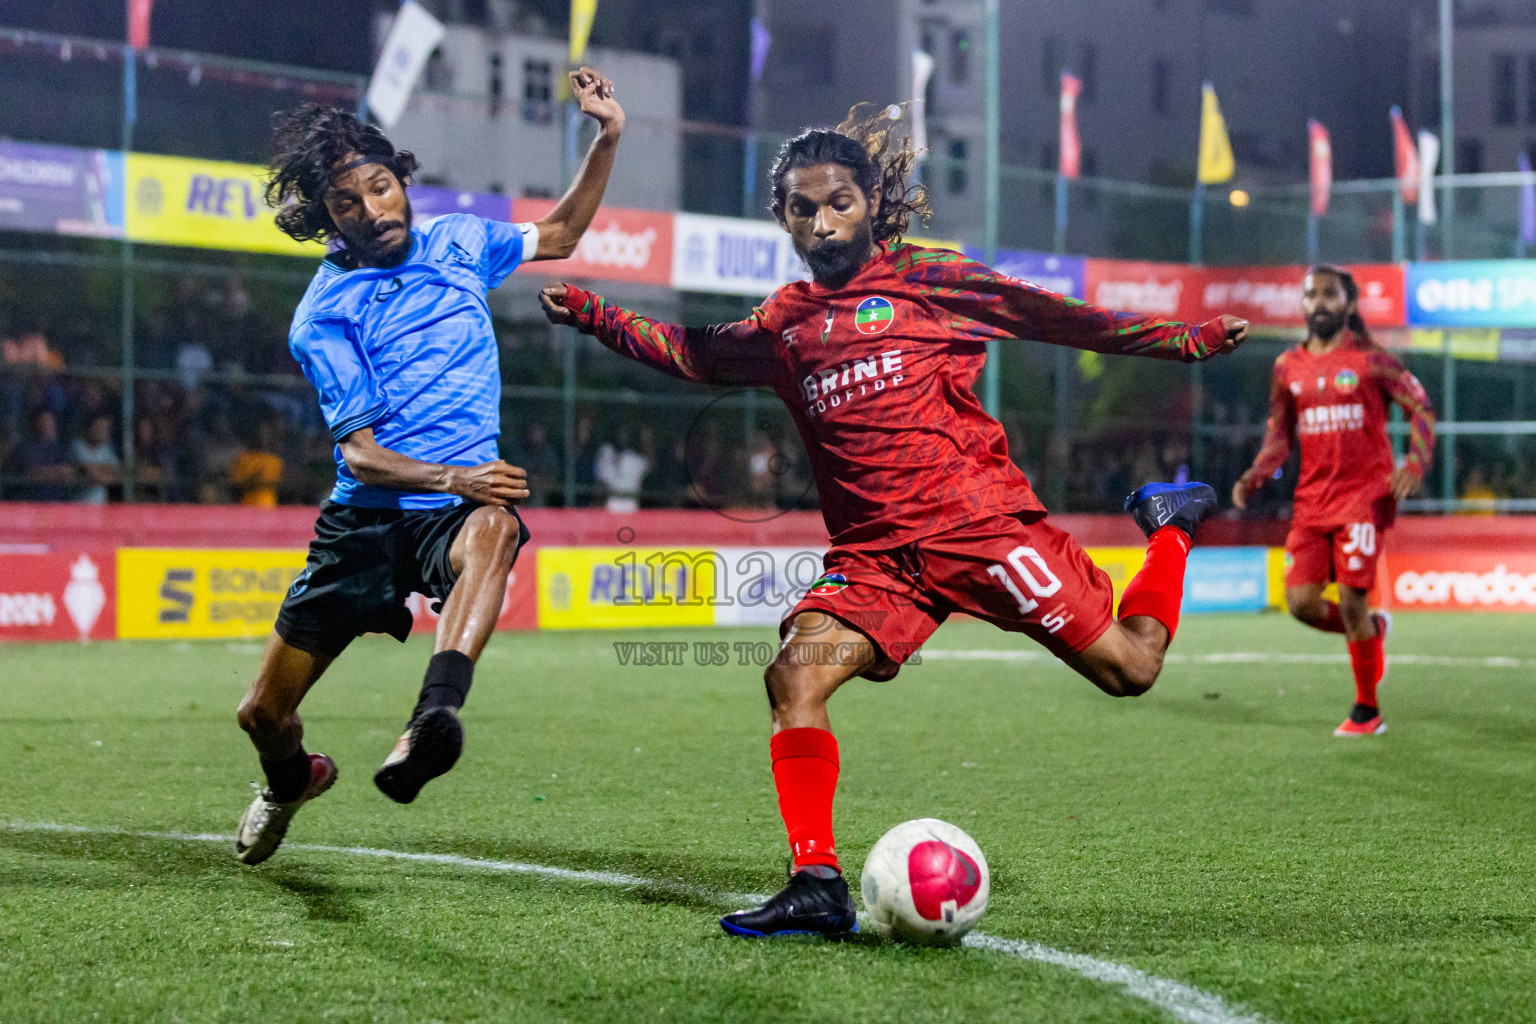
[[782, 512, 1116, 681], [1284, 521, 1384, 591]]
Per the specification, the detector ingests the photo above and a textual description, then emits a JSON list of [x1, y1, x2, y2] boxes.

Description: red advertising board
[[1083, 260, 1405, 327], [1381, 551, 1536, 613], [511, 199, 673, 286], [0, 548, 117, 641], [405, 546, 538, 632]]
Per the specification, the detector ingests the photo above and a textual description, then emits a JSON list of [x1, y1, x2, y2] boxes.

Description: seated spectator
[[516, 422, 561, 507], [11, 408, 75, 501], [133, 415, 178, 501], [194, 411, 243, 503], [1460, 467, 1497, 516], [70, 412, 121, 504], [596, 425, 649, 514], [229, 418, 285, 507], [745, 432, 779, 510], [2, 325, 63, 370]]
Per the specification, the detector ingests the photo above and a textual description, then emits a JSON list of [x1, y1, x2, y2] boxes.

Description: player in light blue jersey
[[231, 68, 625, 865]]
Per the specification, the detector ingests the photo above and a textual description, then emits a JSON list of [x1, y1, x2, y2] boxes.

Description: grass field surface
[[2, 613, 1533, 1023]]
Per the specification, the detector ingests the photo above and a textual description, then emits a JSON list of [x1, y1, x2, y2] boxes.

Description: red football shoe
[[1334, 705, 1385, 737]]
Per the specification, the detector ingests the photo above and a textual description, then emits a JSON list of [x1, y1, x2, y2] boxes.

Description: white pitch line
[[920, 649, 1536, 670], [1, 820, 1276, 1024]]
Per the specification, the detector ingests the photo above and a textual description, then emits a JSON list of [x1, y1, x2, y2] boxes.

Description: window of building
[[949, 29, 971, 85], [1493, 54, 1518, 126], [1151, 58, 1171, 115], [1457, 137, 1485, 215], [522, 58, 552, 126], [1042, 36, 1060, 95], [1527, 55, 1536, 124], [489, 53, 505, 119], [948, 139, 969, 194], [1080, 43, 1097, 102]]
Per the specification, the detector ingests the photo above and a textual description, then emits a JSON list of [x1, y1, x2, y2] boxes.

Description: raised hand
[[1230, 477, 1252, 511], [446, 460, 529, 506], [1389, 465, 1422, 502], [570, 67, 624, 136]]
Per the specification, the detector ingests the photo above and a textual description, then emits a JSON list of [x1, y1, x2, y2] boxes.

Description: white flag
[[910, 49, 935, 158], [1417, 130, 1440, 226], [366, 0, 446, 129]]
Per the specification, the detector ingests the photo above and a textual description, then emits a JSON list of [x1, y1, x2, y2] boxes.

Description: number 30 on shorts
[[986, 546, 1067, 631], [1343, 523, 1376, 556]]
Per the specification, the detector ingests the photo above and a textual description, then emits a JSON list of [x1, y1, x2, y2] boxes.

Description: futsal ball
[[859, 818, 989, 945]]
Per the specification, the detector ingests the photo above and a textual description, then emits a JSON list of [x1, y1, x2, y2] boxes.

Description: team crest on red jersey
[[1334, 368, 1359, 393], [854, 296, 895, 335], [808, 573, 849, 595]]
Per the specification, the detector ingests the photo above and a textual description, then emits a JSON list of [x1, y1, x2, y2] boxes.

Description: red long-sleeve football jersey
[[560, 243, 1229, 548], [1238, 334, 1435, 528]]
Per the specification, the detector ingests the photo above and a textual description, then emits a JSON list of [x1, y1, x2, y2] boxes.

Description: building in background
[[751, 0, 1411, 247]]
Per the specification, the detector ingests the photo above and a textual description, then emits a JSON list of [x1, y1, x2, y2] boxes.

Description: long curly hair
[[769, 103, 930, 244], [265, 104, 419, 243], [1309, 263, 1369, 336]]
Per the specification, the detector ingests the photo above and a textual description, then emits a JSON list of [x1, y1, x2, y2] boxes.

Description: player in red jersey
[[1233, 265, 1435, 737], [541, 117, 1249, 936]]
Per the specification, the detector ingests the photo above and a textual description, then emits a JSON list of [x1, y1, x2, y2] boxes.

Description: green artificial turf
[[2, 613, 1533, 1023]]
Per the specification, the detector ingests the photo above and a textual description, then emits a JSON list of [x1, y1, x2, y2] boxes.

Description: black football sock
[[413, 650, 474, 720], [261, 746, 312, 803], [1349, 702, 1379, 724]]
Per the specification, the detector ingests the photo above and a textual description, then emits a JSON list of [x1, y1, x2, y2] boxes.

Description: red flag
[[1390, 106, 1419, 204], [1059, 72, 1082, 179], [1308, 119, 1332, 217], [127, 0, 153, 48]]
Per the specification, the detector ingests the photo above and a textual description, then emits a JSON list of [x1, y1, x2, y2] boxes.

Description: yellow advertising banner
[[116, 548, 306, 640], [123, 153, 326, 256], [537, 547, 720, 629], [1084, 546, 1147, 614]]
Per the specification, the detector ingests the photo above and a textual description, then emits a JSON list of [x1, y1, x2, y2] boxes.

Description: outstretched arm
[[540, 282, 783, 388], [1374, 350, 1436, 501], [528, 68, 624, 261], [1232, 363, 1295, 510], [907, 251, 1248, 361]]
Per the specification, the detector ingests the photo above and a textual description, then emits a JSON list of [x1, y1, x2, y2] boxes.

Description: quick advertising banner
[[0, 141, 122, 238], [670, 212, 808, 297], [513, 198, 674, 286], [123, 153, 325, 256], [969, 247, 1086, 300], [0, 549, 116, 642], [1406, 261, 1536, 328]]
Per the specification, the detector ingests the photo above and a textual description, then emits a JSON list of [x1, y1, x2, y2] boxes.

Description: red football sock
[[1348, 634, 1385, 708], [1117, 526, 1191, 639], [770, 727, 840, 872], [1307, 600, 1347, 633]]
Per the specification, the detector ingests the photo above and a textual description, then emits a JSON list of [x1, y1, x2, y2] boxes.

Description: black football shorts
[[275, 500, 530, 658]]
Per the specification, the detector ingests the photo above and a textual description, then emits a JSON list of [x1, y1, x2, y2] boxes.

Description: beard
[[799, 218, 874, 288], [347, 200, 414, 267], [1307, 308, 1348, 340]]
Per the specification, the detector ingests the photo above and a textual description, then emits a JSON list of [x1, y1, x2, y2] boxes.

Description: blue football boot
[[1123, 481, 1218, 541]]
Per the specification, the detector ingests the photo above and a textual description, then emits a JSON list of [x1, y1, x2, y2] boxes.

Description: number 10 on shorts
[[987, 546, 1068, 633]]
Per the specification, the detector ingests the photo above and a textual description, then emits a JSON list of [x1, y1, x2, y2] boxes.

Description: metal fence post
[[1441, 340, 1457, 502]]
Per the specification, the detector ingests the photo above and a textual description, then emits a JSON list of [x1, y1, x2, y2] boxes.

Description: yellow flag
[[1197, 82, 1235, 184], [569, 0, 598, 65]]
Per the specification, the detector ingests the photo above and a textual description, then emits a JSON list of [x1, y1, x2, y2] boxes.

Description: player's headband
[[327, 154, 390, 185]]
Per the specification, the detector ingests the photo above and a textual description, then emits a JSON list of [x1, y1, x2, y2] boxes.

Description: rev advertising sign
[[123, 153, 325, 256]]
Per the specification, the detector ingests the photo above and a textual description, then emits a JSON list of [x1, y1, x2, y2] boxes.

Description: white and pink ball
[[859, 818, 989, 945]]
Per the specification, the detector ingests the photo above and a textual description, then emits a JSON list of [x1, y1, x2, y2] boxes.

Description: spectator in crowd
[[572, 414, 598, 506], [647, 432, 690, 508], [70, 411, 121, 504], [133, 415, 179, 501], [195, 410, 244, 503], [745, 431, 779, 510], [1460, 466, 1497, 515], [2, 322, 63, 370], [228, 417, 284, 507], [596, 424, 649, 513], [516, 421, 562, 507], [10, 408, 75, 500]]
